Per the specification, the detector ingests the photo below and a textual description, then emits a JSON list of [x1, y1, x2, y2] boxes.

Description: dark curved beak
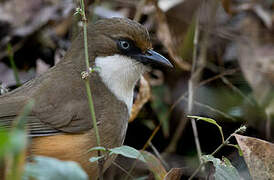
[[132, 49, 173, 68]]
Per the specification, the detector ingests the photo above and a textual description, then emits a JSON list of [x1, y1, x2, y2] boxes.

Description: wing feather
[[0, 96, 61, 136]]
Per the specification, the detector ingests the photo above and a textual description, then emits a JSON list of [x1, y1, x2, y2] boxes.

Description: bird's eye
[[119, 40, 130, 50]]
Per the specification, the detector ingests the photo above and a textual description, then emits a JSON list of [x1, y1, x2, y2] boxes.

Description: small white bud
[[81, 71, 89, 80], [235, 125, 247, 134]]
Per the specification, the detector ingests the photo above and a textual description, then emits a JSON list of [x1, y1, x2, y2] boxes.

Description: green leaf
[[89, 156, 104, 163], [0, 129, 11, 158], [8, 130, 27, 154], [109, 145, 146, 162], [14, 99, 35, 130], [228, 144, 243, 156], [188, 116, 224, 142], [23, 156, 88, 180], [88, 146, 106, 152], [0, 100, 34, 158], [202, 155, 241, 180]]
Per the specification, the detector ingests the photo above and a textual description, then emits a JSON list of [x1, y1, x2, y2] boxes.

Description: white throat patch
[[95, 54, 146, 114]]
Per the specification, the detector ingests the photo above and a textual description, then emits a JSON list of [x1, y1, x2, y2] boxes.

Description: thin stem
[[79, 0, 103, 179], [170, 69, 237, 112], [7, 44, 20, 86], [80, 0, 101, 148], [221, 76, 255, 106], [112, 161, 134, 179], [188, 162, 204, 180], [211, 133, 233, 156], [125, 125, 161, 180], [188, 129, 239, 180], [84, 82, 101, 147], [188, 14, 202, 163], [80, 0, 90, 71], [184, 97, 237, 121], [149, 142, 169, 169]]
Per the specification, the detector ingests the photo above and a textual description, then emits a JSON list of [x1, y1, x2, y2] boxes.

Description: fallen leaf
[[141, 151, 167, 180], [163, 168, 183, 180], [153, 1, 191, 71], [129, 75, 151, 122], [234, 134, 274, 180]]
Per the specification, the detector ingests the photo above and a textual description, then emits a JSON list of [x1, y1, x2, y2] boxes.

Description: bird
[[0, 18, 172, 178]]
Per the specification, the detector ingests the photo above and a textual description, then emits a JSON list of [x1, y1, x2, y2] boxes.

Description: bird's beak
[[133, 49, 173, 68]]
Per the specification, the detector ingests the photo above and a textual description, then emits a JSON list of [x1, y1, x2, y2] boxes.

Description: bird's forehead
[[94, 18, 152, 51]]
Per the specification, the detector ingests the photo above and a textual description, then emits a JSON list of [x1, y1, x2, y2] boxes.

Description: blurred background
[[0, 0, 273, 179]]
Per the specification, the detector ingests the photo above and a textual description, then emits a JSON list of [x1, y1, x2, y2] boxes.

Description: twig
[[112, 161, 134, 179], [220, 76, 255, 106], [188, 12, 202, 163], [189, 0, 221, 165], [164, 115, 187, 153], [188, 126, 246, 180], [166, 69, 237, 153], [188, 133, 234, 180], [171, 69, 237, 112], [78, 0, 103, 179], [188, 162, 204, 180], [153, 0, 191, 71], [189, 97, 237, 121], [170, 69, 237, 113], [149, 142, 169, 169], [125, 125, 161, 180]]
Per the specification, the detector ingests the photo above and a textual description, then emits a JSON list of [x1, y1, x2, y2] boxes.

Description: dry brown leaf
[[234, 134, 274, 180], [0, 0, 74, 37], [163, 168, 183, 180], [141, 151, 167, 180], [129, 75, 151, 122], [221, 0, 232, 14], [153, 1, 191, 71], [237, 15, 274, 139]]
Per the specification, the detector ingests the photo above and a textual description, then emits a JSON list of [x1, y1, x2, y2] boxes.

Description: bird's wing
[[0, 96, 94, 137], [0, 96, 62, 137]]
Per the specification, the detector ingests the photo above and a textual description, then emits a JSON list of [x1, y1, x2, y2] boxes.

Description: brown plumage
[[0, 18, 172, 179]]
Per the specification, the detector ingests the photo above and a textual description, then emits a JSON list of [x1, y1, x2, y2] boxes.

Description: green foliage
[[89, 145, 146, 163], [23, 156, 88, 180], [0, 100, 35, 157], [89, 156, 105, 163], [109, 146, 146, 162], [0, 130, 27, 157], [88, 146, 106, 152], [202, 155, 241, 180], [228, 144, 243, 156], [188, 115, 225, 142], [2, 100, 34, 180]]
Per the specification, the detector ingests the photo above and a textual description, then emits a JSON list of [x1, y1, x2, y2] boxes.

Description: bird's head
[[89, 18, 173, 69], [83, 18, 173, 113]]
